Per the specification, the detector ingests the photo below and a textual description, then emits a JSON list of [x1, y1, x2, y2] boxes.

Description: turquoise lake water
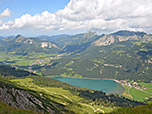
[[52, 77, 124, 94]]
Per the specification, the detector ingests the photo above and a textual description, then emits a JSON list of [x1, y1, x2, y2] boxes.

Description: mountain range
[[37, 34, 70, 41], [1, 30, 152, 113], [0, 30, 152, 82]]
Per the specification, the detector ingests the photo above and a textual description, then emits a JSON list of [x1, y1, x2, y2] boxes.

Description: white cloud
[[0, 0, 152, 34], [0, 8, 11, 17]]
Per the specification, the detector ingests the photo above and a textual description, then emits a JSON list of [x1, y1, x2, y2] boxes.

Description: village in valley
[[118, 80, 147, 90]]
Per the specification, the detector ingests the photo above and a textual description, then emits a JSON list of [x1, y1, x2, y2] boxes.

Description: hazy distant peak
[[15, 34, 24, 39], [37, 34, 69, 41], [83, 31, 97, 38], [111, 30, 147, 37]]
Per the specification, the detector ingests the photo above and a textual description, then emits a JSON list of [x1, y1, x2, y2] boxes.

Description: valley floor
[[118, 80, 152, 102]]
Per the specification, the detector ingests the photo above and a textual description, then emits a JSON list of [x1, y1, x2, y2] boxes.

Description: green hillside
[[111, 103, 152, 114], [0, 34, 60, 55], [0, 31, 152, 83], [1, 31, 152, 82], [0, 76, 70, 114], [0, 65, 36, 77], [41, 40, 152, 82], [0, 73, 144, 114]]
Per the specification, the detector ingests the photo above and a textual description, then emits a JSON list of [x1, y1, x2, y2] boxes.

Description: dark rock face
[[0, 86, 55, 114]]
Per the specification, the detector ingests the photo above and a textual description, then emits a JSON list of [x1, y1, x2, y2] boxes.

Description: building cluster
[[147, 60, 152, 64], [118, 80, 147, 90], [103, 64, 128, 71], [104, 64, 122, 68], [0, 56, 5, 58], [30, 58, 49, 66]]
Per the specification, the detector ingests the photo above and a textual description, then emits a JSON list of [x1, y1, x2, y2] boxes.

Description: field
[[0, 52, 59, 67], [121, 82, 152, 101]]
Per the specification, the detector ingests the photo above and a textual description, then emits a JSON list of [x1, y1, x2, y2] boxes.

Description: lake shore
[[48, 76, 124, 94], [46, 75, 120, 84]]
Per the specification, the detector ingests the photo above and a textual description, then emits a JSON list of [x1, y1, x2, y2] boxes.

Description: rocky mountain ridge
[[0, 34, 60, 55], [2, 30, 151, 50], [14, 34, 58, 49], [94, 31, 152, 46]]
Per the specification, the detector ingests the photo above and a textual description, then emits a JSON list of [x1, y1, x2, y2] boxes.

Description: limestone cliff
[[94, 31, 152, 46]]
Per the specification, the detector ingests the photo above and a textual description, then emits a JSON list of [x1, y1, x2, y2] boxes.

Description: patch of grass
[[121, 82, 152, 102], [111, 103, 152, 114], [121, 85, 133, 99], [130, 88, 149, 101], [139, 83, 152, 94], [13, 59, 32, 66], [0, 52, 57, 66]]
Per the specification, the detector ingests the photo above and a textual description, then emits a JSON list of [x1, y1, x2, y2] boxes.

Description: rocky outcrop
[[14, 34, 59, 49], [0, 86, 55, 114], [14, 34, 34, 44], [15, 34, 25, 43], [94, 31, 152, 46], [94, 35, 115, 46], [83, 31, 97, 38], [41, 42, 58, 48], [23, 39, 33, 44], [143, 34, 152, 41]]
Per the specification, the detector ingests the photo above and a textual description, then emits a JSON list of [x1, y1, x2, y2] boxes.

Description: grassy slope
[[0, 76, 74, 114], [0, 76, 151, 114], [0, 100, 37, 114], [10, 76, 112, 113], [10, 76, 152, 114], [111, 103, 152, 114]]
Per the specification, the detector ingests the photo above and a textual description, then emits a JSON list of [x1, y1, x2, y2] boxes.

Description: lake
[[52, 77, 124, 94]]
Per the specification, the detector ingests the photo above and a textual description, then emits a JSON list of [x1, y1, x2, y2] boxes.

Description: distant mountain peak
[[86, 31, 97, 35], [83, 31, 97, 38], [37, 34, 69, 41], [111, 30, 147, 37], [15, 34, 24, 39], [86, 31, 96, 34], [14, 34, 28, 43]]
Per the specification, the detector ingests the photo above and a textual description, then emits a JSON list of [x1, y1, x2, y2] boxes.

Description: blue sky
[[0, 0, 70, 20], [0, 0, 152, 36]]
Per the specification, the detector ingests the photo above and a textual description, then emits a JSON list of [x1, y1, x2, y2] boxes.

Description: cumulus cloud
[[0, 0, 152, 33], [0, 8, 11, 17]]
